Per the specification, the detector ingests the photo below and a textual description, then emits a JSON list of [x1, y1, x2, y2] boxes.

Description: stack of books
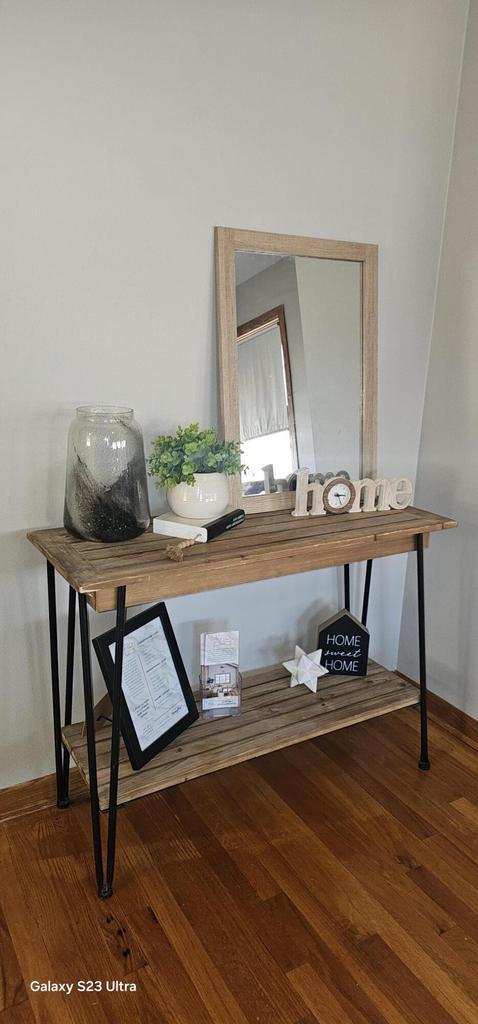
[[153, 507, 245, 543]]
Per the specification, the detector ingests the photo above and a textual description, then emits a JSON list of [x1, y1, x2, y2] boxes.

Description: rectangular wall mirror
[[216, 227, 378, 513]]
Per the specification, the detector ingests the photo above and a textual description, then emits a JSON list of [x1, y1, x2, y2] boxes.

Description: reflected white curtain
[[238, 325, 288, 441]]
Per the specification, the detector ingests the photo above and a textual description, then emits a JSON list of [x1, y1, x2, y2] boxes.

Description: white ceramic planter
[[167, 472, 230, 519]]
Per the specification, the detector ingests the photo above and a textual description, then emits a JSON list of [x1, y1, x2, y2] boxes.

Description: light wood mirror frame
[[215, 226, 378, 513]]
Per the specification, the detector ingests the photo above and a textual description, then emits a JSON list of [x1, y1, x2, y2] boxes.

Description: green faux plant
[[148, 423, 244, 489]]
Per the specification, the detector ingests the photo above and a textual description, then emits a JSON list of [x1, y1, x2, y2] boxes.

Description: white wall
[[0, 0, 468, 788], [398, 0, 478, 714]]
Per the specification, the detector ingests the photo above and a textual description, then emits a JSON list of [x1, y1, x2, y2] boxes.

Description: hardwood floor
[[2, 707, 478, 1023]]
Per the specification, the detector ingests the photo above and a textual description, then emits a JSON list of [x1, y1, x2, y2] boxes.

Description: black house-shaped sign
[[317, 609, 369, 677]]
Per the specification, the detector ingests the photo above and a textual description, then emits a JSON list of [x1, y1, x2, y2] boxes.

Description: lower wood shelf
[[62, 661, 419, 811]]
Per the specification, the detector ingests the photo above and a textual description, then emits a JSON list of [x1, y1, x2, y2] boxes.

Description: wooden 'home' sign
[[292, 472, 413, 517], [317, 610, 369, 677]]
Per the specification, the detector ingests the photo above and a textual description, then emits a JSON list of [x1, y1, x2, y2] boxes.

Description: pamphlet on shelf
[[199, 630, 241, 719]]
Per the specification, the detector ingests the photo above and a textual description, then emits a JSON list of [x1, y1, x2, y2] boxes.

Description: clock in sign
[[322, 477, 356, 514]]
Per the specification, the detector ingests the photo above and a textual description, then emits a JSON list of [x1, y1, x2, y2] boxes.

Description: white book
[[153, 507, 245, 543]]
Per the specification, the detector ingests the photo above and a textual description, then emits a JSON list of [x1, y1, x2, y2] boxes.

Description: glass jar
[[64, 406, 150, 542]]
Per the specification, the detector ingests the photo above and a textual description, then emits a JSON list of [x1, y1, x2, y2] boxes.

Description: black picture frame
[[93, 602, 199, 771]]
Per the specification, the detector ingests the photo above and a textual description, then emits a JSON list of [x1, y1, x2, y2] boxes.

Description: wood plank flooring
[[2, 707, 478, 1023]]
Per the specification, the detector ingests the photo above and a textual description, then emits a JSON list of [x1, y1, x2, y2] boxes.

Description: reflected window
[[237, 306, 297, 494], [242, 430, 292, 484]]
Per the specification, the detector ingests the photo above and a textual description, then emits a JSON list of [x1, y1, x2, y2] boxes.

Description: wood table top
[[27, 506, 457, 612]]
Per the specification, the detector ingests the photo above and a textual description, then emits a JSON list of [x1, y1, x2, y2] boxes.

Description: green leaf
[[148, 422, 245, 487]]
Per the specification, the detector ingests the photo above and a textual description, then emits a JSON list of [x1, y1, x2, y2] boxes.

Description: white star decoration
[[283, 646, 329, 693]]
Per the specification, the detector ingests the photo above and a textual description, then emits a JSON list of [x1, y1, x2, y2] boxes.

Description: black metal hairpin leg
[[78, 586, 127, 898], [47, 562, 71, 808], [78, 592, 104, 893], [344, 564, 350, 611], [62, 587, 76, 802], [361, 560, 373, 627], [416, 534, 430, 771], [344, 561, 372, 620], [104, 585, 127, 897]]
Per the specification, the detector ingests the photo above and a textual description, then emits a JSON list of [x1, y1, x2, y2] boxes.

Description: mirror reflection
[[235, 252, 362, 496]]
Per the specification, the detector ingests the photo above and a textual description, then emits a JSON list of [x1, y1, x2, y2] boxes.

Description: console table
[[27, 505, 456, 898]]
